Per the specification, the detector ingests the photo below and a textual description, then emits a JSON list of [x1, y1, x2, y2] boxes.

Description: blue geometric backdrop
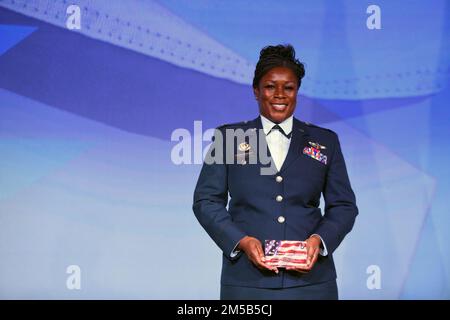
[[0, 0, 449, 299]]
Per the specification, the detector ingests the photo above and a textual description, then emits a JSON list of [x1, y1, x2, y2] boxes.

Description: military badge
[[303, 145, 328, 165], [238, 142, 251, 152], [308, 141, 326, 150], [235, 142, 254, 165]]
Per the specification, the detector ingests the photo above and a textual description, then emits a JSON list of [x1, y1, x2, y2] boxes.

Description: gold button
[[276, 195, 283, 202], [276, 176, 283, 183], [277, 216, 285, 223]]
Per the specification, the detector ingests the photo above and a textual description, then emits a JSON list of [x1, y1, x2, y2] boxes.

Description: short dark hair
[[252, 44, 305, 89]]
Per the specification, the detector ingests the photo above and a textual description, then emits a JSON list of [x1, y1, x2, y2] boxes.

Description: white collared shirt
[[260, 114, 293, 172]]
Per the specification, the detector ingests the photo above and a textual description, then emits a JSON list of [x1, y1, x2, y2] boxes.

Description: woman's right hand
[[238, 236, 279, 274]]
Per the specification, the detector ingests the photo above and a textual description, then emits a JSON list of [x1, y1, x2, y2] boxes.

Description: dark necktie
[[269, 124, 292, 139]]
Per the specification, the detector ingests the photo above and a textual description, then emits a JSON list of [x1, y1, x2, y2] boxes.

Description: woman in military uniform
[[193, 44, 358, 300]]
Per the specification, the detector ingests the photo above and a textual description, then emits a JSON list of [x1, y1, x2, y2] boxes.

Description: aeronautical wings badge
[[308, 141, 326, 150]]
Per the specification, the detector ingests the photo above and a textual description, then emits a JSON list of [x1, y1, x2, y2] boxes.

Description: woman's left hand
[[285, 235, 321, 273]]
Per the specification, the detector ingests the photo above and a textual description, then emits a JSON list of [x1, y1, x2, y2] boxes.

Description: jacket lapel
[[279, 118, 309, 173], [249, 117, 277, 174], [251, 115, 273, 159]]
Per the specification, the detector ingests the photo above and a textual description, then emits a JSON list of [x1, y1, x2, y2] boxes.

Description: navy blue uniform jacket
[[193, 116, 358, 288]]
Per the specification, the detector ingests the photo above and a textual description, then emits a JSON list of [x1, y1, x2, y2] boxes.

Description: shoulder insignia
[[218, 120, 251, 129], [302, 121, 335, 134]]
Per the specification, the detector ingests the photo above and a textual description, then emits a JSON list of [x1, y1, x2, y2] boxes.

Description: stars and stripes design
[[264, 240, 308, 268]]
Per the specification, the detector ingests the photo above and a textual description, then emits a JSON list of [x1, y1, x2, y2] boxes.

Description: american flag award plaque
[[264, 240, 308, 268]]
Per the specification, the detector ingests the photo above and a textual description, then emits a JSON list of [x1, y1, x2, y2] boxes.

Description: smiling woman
[[193, 44, 358, 300], [254, 65, 299, 124], [253, 45, 305, 124]]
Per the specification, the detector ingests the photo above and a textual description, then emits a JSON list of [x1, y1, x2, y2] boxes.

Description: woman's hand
[[238, 236, 279, 274], [286, 235, 321, 273]]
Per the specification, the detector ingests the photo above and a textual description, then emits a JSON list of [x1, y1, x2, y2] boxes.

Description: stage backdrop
[[0, 0, 449, 299]]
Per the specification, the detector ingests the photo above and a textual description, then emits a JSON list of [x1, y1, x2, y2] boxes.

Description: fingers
[[245, 238, 278, 273], [309, 246, 319, 267], [254, 241, 265, 259], [257, 257, 279, 274], [286, 245, 319, 273], [246, 238, 321, 274], [306, 242, 318, 267], [254, 242, 279, 273]]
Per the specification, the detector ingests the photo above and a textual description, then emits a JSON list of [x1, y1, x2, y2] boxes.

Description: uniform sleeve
[[313, 132, 358, 255], [192, 128, 247, 260]]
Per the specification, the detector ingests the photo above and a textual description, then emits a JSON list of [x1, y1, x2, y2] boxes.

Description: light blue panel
[[0, 138, 93, 201], [323, 120, 434, 299], [400, 213, 450, 299], [0, 88, 221, 298]]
